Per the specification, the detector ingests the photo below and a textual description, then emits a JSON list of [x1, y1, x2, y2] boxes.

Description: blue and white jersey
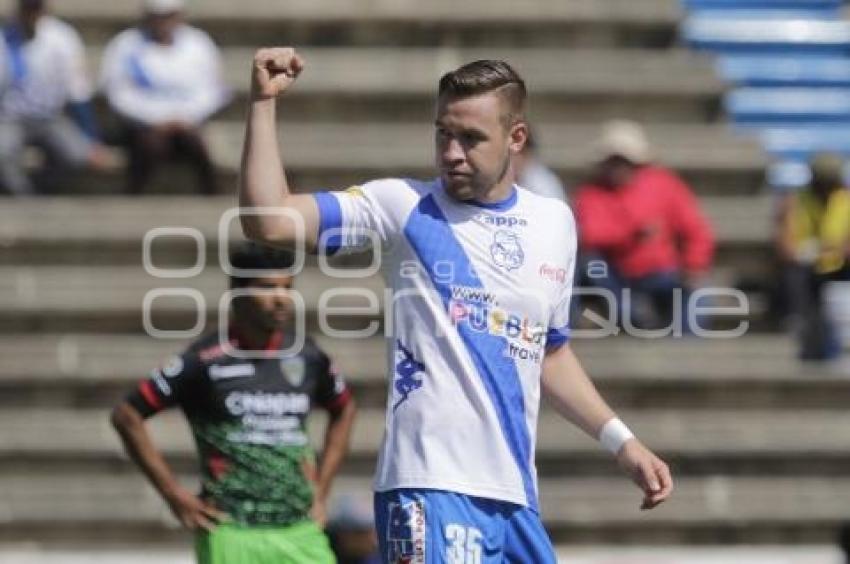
[[0, 16, 92, 118], [100, 25, 228, 125], [314, 178, 576, 509]]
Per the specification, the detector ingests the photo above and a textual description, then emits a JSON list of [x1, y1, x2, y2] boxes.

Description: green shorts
[[195, 520, 336, 564]]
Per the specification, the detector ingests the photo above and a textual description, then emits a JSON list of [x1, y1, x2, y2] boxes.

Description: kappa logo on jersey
[[473, 213, 528, 229], [490, 230, 524, 271], [279, 356, 306, 387], [387, 500, 427, 564], [392, 340, 426, 412]]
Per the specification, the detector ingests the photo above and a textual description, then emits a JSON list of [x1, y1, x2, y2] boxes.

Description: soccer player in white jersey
[[238, 47, 673, 563]]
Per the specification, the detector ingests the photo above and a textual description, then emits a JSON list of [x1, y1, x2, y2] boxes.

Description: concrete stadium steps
[[0, 194, 774, 264], [3, 0, 681, 47], [5, 405, 850, 476], [202, 123, 766, 178], [33, 122, 767, 196], [0, 265, 768, 335], [2, 334, 848, 410], [0, 264, 385, 334], [87, 47, 724, 123], [2, 472, 849, 545]]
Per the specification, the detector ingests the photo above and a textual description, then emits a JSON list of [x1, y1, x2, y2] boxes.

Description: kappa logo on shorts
[[387, 500, 427, 564]]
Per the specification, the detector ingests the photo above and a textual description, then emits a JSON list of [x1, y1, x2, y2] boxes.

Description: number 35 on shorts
[[445, 524, 483, 564]]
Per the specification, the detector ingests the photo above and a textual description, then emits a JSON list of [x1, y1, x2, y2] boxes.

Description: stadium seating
[[683, 16, 850, 54], [1, 0, 846, 560], [717, 54, 850, 87], [683, 0, 842, 9], [681, 0, 850, 189], [725, 87, 850, 124]]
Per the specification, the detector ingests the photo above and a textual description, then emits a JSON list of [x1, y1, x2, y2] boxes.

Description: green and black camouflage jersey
[[127, 328, 352, 526]]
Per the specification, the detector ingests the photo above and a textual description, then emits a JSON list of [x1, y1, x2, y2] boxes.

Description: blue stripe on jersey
[[468, 186, 518, 211], [402, 193, 538, 510], [3, 27, 27, 85], [313, 192, 343, 255], [127, 54, 154, 90], [546, 325, 570, 350]]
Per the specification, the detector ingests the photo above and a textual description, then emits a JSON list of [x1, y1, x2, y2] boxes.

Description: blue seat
[[717, 55, 850, 87], [682, 0, 842, 8], [687, 9, 840, 19], [766, 160, 813, 189], [759, 126, 850, 160], [725, 88, 850, 124], [683, 16, 850, 54]]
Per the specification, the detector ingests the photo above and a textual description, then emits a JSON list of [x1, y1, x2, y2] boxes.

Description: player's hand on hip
[[165, 486, 228, 532], [616, 438, 673, 510], [251, 47, 305, 101], [309, 496, 328, 528]]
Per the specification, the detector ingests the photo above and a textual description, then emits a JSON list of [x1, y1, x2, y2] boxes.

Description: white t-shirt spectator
[[100, 25, 229, 125], [0, 16, 92, 118]]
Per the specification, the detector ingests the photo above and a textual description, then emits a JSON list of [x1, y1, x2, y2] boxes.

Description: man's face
[[434, 92, 525, 201], [145, 12, 181, 44], [232, 275, 295, 331], [595, 155, 636, 189], [18, 0, 45, 34]]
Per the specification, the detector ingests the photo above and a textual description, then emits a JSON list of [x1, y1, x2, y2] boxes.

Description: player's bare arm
[[541, 344, 673, 510], [310, 398, 357, 526], [239, 47, 321, 250], [110, 401, 226, 531]]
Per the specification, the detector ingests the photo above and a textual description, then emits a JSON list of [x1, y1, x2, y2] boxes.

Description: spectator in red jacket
[[574, 120, 715, 332]]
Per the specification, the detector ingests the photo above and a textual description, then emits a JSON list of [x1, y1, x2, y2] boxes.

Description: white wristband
[[599, 418, 635, 455]]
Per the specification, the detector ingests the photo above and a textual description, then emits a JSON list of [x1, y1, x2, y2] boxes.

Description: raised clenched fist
[[251, 47, 305, 101]]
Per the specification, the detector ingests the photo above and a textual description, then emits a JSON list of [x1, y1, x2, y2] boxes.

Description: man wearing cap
[[574, 120, 715, 332], [100, 0, 229, 195], [0, 0, 112, 195]]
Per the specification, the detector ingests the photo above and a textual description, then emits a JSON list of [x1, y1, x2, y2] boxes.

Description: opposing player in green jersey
[[112, 243, 357, 564]]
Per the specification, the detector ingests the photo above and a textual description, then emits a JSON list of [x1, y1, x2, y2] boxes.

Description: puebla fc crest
[[490, 230, 524, 271], [279, 357, 306, 387]]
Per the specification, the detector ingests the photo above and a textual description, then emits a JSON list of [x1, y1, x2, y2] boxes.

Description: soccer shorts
[[195, 520, 336, 564], [374, 489, 556, 564]]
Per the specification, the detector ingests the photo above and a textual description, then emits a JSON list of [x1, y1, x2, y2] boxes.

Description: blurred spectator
[[776, 153, 850, 361], [327, 494, 380, 564], [574, 120, 715, 331], [515, 128, 567, 202], [840, 523, 850, 564], [0, 0, 111, 196], [100, 0, 229, 195]]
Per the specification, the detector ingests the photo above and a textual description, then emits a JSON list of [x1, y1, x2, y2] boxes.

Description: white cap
[[593, 120, 652, 164], [143, 0, 184, 14]]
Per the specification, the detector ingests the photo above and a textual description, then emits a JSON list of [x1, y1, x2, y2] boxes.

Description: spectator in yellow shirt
[[777, 153, 850, 360]]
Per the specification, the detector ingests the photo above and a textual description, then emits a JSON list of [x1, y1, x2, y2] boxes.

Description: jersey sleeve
[[546, 207, 578, 351], [126, 352, 205, 418], [313, 351, 353, 416], [312, 178, 412, 255]]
